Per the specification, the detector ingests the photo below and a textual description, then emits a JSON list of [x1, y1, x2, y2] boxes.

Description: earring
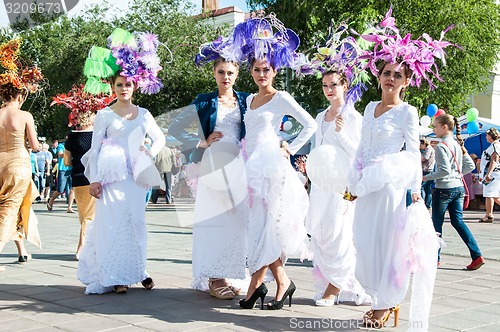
[[377, 81, 381, 90]]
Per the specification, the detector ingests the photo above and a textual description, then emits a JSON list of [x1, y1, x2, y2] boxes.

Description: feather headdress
[[83, 28, 166, 95], [300, 20, 370, 103], [359, 6, 456, 89], [51, 84, 116, 127]]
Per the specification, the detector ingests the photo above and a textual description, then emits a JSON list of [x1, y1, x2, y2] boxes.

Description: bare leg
[[322, 283, 340, 300], [245, 266, 268, 301], [67, 189, 75, 212], [48, 190, 60, 208], [493, 197, 500, 209], [485, 197, 494, 217], [268, 258, 291, 302], [76, 224, 86, 257], [14, 239, 28, 257]]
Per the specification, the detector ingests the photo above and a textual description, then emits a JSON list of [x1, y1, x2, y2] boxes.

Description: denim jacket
[[168, 89, 249, 163]]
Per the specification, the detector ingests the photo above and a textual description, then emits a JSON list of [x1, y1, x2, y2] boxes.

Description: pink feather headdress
[[359, 6, 457, 89]]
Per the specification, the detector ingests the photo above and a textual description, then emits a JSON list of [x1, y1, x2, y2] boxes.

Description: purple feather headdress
[[234, 14, 303, 70], [194, 13, 305, 70], [300, 20, 370, 103], [359, 6, 457, 90], [108, 29, 164, 94]]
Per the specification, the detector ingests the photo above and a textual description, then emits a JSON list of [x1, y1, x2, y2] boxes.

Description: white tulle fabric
[[243, 91, 317, 274], [400, 201, 440, 331], [351, 101, 424, 310], [78, 107, 165, 294], [191, 102, 249, 291], [307, 104, 370, 304]]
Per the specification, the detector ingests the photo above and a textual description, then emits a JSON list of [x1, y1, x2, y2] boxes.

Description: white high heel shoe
[[315, 295, 339, 307]]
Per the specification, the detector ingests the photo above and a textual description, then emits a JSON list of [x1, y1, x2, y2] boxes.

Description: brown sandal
[[208, 280, 235, 300], [363, 306, 400, 329], [114, 285, 128, 294], [479, 215, 494, 223]]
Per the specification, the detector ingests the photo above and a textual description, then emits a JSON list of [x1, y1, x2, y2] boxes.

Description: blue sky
[[1, 1, 251, 28]]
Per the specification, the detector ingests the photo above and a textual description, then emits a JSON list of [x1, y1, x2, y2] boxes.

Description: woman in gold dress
[[0, 38, 44, 270]]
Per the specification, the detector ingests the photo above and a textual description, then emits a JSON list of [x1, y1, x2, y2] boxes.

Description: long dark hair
[[377, 61, 412, 99]]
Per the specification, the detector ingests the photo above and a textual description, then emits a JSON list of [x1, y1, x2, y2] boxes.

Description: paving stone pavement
[[0, 198, 499, 332]]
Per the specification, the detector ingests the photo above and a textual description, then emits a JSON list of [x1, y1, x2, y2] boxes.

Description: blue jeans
[[421, 171, 433, 209], [432, 186, 482, 261]]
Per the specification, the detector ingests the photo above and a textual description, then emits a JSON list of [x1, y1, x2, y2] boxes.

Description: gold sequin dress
[[0, 128, 34, 242]]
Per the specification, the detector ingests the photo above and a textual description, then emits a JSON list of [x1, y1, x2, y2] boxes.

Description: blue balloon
[[427, 104, 438, 117], [467, 121, 479, 134]]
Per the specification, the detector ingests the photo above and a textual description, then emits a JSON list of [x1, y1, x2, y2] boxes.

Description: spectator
[[151, 145, 176, 204], [420, 138, 436, 210]]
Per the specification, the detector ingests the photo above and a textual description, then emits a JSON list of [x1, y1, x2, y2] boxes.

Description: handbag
[[171, 163, 179, 176], [441, 142, 469, 209]]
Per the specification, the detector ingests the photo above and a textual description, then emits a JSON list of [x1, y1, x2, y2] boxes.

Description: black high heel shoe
[[239, 283, 268, 310], [267, 280, 296, 310]]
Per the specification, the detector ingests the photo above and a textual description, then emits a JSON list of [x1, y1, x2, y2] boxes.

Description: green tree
[[248, 0, 500, 116], [1, 0, 233, 139]]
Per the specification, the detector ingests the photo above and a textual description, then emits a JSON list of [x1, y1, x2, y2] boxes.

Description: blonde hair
[[435, 114, 464, 146]]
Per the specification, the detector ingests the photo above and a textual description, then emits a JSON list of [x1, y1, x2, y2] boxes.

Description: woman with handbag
[[77, 29, 165, 294], [423, 114, 484, 270]]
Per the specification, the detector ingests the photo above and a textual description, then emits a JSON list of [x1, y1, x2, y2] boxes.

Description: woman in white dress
[[350, 9, 452, 328], [78, 74, 165, 294], [479, 127, 500, 222], [239, 58, 317, 310], [168, 57, 250, 299], [306, 70, 367, 306], [351, 60, 421, 327], [78, 29, 166, 294]]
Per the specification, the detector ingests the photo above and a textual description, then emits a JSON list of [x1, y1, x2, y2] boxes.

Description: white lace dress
[[350, 102, 439, 330], [77, 107, 165, 294], [191, 102, 249, 291], [243, 91, 317, 274], [306, 103, 369, 304]]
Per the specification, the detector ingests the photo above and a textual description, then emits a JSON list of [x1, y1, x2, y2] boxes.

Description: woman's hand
[[411, 193, 422, 203], [199, 131, 223, 148], [485, 174, 493, 182], [335, 115, 345, 132], [89, 182, 102, 199], [139, 145, 152, 157]]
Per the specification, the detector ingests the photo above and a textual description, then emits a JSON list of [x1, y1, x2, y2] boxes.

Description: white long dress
[[78, 107, 165, 294], [191, 103, 248, 291], [244, 91, 317, 274], [306, 103, 368, 304], [480, 141, 500, 197]]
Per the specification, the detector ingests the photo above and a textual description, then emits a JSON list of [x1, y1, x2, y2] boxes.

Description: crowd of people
[[0, 9, 494, 331]]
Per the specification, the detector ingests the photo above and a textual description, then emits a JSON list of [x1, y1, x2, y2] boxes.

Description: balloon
[[420, 115, 431, 128], [466, 108, 479, 122], [467, 121, 479, 134], [306, 145, 350, 194], [283, 120, 293, 131], [427, 104, 438, 117], [434, 109, 446, 118]]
